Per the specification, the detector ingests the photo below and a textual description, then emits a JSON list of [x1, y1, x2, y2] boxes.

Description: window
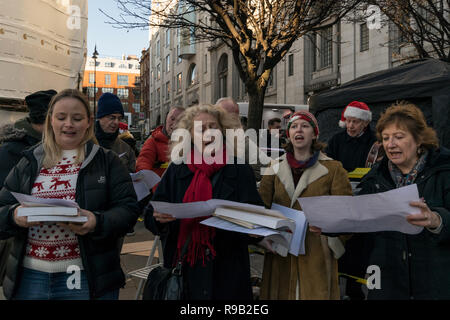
[[89, 73, 94, 84], [204, 54, 208, 73], [128, 64, 134, 69], [187, 64, 197, 86], [268, 71, 274, 87], [165, 81, 170, 100], [320, 26, 332, 68], [102, 87, 114, 94], [104, 74, 111, 85], [391, 22, 407, 54], [122, 102, 129, 112], [360, 23, 369, 52], [177, 73, 182, 92], [117, 75, 129, 86], [311, 33, 317, 71], [288, 54, 294, 76], [177, 45, 181, 64], [119, 64, 127, 69], [117, 88, 128, 98], [218, 54, 228, 97], [165, 30, 170, 47], [156, 40, 160, 58], [134, 76, 140, 85], [156, 88, 161, 105], [133, 103, 140, 112], [157, 64, 161, 80], [105, 62, 114, 68], [135, 64, 140, 70], [89, 60, 95, 66], [87, 87, 98, 97], [165, 55, 170, 73]]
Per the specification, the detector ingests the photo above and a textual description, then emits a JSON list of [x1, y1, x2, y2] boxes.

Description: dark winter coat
[[144, 161, 264, 300], [358, 147, 450, 300], [325, 127, 376, 172], [0, 118, 42, 187], [95, 121, 136, 173], [0, 141, 140, 299]]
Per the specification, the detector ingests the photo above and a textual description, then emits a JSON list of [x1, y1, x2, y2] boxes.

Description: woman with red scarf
[[144, 104, 263, 300], [258, 111, 352, 300]]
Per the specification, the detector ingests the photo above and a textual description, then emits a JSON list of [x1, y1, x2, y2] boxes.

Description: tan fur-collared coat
[[259, 152, 352, 300]]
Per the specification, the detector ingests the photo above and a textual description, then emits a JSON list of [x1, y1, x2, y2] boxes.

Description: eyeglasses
[[106, 115, 123, 122]]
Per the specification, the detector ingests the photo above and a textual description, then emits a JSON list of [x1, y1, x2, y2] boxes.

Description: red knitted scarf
[[177, 146, 227, 266]]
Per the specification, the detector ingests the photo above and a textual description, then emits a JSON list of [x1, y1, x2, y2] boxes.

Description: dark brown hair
[[376, 101, 439, 151]]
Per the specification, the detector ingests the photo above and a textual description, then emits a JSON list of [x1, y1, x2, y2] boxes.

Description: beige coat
[[259, 152, 352, 300]]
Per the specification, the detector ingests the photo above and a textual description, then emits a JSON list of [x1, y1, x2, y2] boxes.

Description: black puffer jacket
[[358, 147, 450, 300], [0, 118, 42, 187], [0, 141, 140, 299]]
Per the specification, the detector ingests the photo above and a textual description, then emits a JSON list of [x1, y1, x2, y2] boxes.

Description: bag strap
[[173, 235, 191, 275], [178, 234, 191, 261]]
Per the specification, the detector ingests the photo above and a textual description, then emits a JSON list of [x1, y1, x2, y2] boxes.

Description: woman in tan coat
[[259, 111, 352, 300]]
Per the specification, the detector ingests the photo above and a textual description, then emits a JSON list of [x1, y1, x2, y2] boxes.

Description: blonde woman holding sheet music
[[144, 104, 264, 300], [258, 111, 352, 300], [0, 89, 139, 300]]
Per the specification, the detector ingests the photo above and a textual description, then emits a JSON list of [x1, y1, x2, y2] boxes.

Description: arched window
[[187, 63, 197, 86], [218, 54, 228, 98]]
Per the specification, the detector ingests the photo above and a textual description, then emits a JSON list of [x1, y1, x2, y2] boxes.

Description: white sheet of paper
[[270, 203, 308, 256], [297, 184, 423, 234], [27, 215, 87, 223], [130, 170, 161, 201], [150, 199, 271, 219], [201, 216, 280, 237], [11, 192, 79, 208]]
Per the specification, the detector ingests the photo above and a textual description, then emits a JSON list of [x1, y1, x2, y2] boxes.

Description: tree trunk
[[247, 88, 266, 130]]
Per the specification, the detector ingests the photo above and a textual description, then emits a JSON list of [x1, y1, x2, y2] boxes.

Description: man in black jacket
[[0, 89, 56, 286], [326, 101, 376, 172]]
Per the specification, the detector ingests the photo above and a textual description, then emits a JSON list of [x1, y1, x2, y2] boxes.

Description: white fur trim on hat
[[339, 120, 346, 128], [343, 106, 372, 122]]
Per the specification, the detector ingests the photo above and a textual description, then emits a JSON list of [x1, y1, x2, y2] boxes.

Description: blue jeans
[[13, 268, 119, 300]]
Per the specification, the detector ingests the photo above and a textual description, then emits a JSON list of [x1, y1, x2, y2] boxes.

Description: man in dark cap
[[0, 89, 56, 185], [94, 92, 136, 173], [0, 89, 56, 286]]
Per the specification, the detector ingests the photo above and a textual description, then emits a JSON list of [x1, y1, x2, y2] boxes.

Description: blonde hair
[[169, 104, 241, 159], [42, 89, 95, 168], [376, 102, 439, 151]]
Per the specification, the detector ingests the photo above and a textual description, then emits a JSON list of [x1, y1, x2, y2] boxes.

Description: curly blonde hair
[[169, 104, 241, 161], [376, 102, 439, 151]]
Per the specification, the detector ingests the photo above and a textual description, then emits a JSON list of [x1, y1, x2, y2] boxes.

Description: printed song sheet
[[11, 192, 79, 208], [150, 199, 278, 219], [130, 170, 161, 201], [297, 184, 423, 234]]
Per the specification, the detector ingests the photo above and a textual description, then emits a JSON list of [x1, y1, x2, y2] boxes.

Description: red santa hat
[[119, 122, 128, 131], [339, 101, 372, 128]]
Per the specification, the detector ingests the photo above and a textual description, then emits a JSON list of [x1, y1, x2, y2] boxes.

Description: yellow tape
[[160, 162, 169, 168], [338, 272, 367, 285], [347, 167, 371, 179]]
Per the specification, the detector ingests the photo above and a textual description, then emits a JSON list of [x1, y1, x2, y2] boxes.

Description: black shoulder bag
[[142, 235, 191, 300]]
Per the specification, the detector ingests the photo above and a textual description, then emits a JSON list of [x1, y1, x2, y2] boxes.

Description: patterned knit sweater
[[23, 150, 84, 273]]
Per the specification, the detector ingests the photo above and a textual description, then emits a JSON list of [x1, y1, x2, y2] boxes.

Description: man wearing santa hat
[[325, 101, 377, 172]]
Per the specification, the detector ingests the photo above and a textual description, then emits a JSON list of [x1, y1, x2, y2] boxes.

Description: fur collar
[[270, 152, 332, 207]]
